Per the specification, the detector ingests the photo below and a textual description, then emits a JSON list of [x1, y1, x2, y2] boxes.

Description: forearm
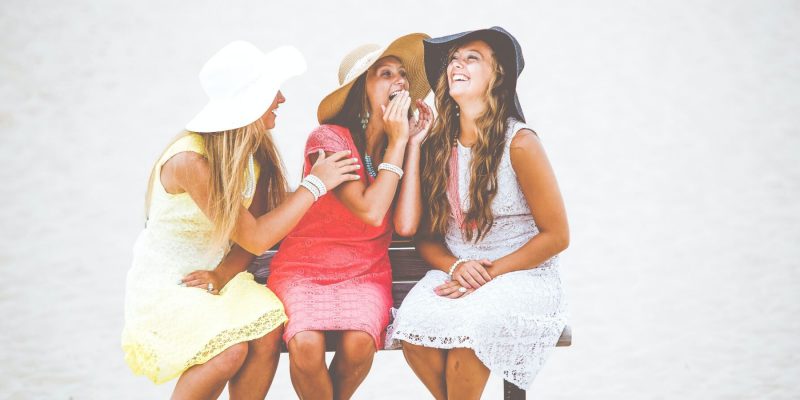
[[214, 244, 255, 282], [342, 140, 407, 224], [416, 235, 458, 273], [393, 142, 422, 236], [233, 189, 316, 254], [490, 231, 568, 277]]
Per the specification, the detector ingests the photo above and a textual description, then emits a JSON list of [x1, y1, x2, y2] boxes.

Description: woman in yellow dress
[[121, 41, 360, 399]]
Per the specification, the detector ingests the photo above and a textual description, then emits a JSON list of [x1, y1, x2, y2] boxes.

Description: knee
[[249, 327, 283, 357], [211, 342, 249, 376], [338, 331, 375, 367], [288, 331, 326, 373]]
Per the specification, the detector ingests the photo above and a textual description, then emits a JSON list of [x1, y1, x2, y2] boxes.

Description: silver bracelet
[[448, 258, 470, 280], [377, 162, 403, 179], [299, 180, 320, 201], [305, 174, 327, 196]]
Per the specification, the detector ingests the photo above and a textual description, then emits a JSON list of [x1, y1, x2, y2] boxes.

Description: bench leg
[[504, 380, 525, 400]]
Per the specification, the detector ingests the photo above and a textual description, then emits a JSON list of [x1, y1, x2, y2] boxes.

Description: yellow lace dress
[[122, 133, 287, 384]]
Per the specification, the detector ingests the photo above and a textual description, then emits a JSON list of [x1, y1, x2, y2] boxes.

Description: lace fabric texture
[[387, 119, 568, 389], [267, 125, 393, 349], [122, 134, 287, 384]]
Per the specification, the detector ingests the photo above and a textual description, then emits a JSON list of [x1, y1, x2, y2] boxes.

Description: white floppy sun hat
[[186, 41, 307, 133]]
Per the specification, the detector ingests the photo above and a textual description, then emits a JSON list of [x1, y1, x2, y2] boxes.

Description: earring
[[360, 111, 370, 130], [455, 105, 460, 117]]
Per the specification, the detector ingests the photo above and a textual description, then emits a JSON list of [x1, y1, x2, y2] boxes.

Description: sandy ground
[[1, 0, 799, 398]]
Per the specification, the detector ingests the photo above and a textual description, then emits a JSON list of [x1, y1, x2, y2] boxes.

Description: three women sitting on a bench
[[122, 26, 568, 400]]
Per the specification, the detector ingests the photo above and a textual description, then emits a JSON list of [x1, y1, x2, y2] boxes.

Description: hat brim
[[317, 33, 431, 124], [186, 45, 307, 133], [423, 27, 526, 121]]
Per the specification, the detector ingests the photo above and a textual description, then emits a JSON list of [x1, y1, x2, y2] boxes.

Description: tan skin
[[400, 40, 569, 400], [161, 91, 361, 400], [289, 56, 433, 400]]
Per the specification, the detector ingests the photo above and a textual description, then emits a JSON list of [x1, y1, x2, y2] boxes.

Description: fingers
[[461, 269, 481, 288], [467, 267, 488, 286], [341, 173, 361, 182], [383, 92, 400, 120], [434, 280, 460, 292], [312, 149, 325, 165], [477, 266, 492, 282], [182, 270, 206, 283], [183, 279, 204, 288], [325, 150, 353, 163], [335, 157, 360, 168], [384, 91, 409, 121], [455, 274, 472, 289]]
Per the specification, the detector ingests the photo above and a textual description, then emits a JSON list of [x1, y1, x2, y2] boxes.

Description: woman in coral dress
[[267, 33, 432, 400]]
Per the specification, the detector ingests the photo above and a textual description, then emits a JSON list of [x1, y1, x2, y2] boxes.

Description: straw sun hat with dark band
[[317, 33, 431, 124]]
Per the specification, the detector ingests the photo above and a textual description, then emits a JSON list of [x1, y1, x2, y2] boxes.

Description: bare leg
[[288, 331, 332, 400], [329, 331, 376, 400], [172, 342, 249, 400], [401, 341, 448, 400], [445, 347, 490, 400], [228, 327, 283, 399]]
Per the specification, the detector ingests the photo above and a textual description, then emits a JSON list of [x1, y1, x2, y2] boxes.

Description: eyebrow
[[375, 64, 406, 72]]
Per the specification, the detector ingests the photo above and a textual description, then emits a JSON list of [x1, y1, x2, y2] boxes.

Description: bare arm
[[393, 100, 433, 237], [181, 169, 268, 292], [489, 129, 569, 277], [415, 234, 458, 273], [311, 143, 405, 227], [167, 149, 359, 255], [309, 91, 415, 227]]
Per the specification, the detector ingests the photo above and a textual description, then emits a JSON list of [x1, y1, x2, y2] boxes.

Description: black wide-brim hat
[[423, 26, 526, 122]]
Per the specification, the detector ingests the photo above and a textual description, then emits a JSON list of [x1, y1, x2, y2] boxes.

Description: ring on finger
[[207, 283, 214, 293], [458, 287, 467, 293]]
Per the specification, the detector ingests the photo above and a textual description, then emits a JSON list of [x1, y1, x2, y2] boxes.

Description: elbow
[[241, 238, 273, 256], [359, 210, 387, 227], [394, 224, 417, 238], [554, 232, 570, 253], [364, 215, 384, 227]]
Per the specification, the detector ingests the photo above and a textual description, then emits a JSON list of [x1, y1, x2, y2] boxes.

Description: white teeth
[[453, 74, 469, 82]]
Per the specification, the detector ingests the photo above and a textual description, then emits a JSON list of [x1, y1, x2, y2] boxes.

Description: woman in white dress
[[386, 26, 570, 399]]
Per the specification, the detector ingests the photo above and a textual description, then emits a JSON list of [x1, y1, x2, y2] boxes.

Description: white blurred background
[[1, 0, 798, 398]]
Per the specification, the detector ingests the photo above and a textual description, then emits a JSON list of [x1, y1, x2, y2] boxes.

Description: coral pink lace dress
[[267, 124, 393, 349]]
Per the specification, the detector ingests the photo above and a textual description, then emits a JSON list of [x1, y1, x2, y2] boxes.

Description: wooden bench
[[247, 236, 571, 400]]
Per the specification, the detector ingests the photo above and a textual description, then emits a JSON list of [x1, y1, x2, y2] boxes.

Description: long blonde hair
[[420, 44, 511, 242], [144, 118, 287, 250]]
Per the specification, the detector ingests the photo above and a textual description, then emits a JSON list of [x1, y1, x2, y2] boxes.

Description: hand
[[434, 279, 474, 298], [452, 259, 493, 289], [409, 99, 433, 146], [381, 90, 411, 145], [308, 149, 361, 189], [181, 270, 226, 295]]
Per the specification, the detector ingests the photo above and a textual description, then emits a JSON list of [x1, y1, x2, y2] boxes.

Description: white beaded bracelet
[[448, 259, 470, 280], [377, 162, 404, 179], [299, 180, 320, 201], [305, 174, 327, 196]]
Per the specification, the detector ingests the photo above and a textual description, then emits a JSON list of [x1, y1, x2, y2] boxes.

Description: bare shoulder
[[510, 128, 546, 158], [162, 151, 210, 192]]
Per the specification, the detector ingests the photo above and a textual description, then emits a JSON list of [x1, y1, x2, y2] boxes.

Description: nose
[[395, 75, 407, 89], [276, 90, 286, 104]]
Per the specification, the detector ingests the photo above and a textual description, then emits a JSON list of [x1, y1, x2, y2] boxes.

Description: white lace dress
[[386, 119, 568, 390]]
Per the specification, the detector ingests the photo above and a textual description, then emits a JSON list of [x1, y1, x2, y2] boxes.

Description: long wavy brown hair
[[325, 74, 380, 162], [420, 44, 512, 242], [145, 118, 287, 251]]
